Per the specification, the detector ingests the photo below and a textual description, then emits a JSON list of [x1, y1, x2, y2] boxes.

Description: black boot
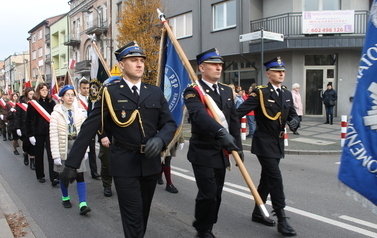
[[252, 205, 276, 226], [30, 158, 35, 170], [23, 153, 29, 166], [274, 209, 296, 236], [330, 117, 333, 125]]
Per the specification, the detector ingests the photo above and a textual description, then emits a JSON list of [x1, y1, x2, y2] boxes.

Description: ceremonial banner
[[159, 30, 191, 127], [338, 0, 377, 209], [89, 49, 110, 103]]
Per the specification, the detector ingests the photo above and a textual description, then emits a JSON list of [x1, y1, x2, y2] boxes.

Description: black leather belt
[[113, 139, 145, 153], [68, 135, 77, 140], [257, 129, 285, 138], [191, 133, 217, 142]]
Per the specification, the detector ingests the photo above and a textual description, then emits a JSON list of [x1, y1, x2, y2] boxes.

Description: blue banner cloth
[[338, 0, 377, 206], [160, 35, 191, 127]]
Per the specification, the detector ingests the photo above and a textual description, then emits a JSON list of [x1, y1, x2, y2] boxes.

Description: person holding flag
[[59, 41, 176, 237], [338, 0, 377, 211], [184, 48, 243, 238], [237, 57, 299, 237]]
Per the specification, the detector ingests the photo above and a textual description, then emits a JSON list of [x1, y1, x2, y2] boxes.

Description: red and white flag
[[69, 59, 76, 69]]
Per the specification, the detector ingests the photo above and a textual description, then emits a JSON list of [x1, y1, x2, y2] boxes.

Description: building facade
[[159, 0, 372, 118]]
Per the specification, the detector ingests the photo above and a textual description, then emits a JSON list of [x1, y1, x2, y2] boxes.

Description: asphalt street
[[0, 122, 376, 238]]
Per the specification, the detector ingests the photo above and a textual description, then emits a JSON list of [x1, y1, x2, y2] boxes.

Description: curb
[[0, 207, 13, 238]]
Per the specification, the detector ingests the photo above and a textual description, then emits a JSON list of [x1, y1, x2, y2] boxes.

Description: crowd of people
[[0, 41, 319, 238]]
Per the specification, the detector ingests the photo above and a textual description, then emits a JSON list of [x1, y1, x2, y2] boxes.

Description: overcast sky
[[0, 0, 70, 60]]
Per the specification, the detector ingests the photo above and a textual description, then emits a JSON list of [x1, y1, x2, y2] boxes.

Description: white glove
[[0, 115, 3, 120], [29, 136, 36, 146], [179, 142, 184, 150], [54, 158, 62, 165], [83, 152, 89, 161], [10, 108, 16, 112], [17, 129, 22, 137]]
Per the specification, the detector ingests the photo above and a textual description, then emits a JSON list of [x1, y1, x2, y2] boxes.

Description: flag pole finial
[[157, 9, 166, 23]]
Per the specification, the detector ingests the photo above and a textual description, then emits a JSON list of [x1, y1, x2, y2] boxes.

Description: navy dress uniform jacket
[[65, 80, 176, 177], [237, 82, 298, 158], [184, 79, 241, 169]]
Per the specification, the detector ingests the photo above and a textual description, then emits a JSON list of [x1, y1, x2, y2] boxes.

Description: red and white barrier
[[241, 116, 247, 140], [284, 127, 288, 146], [341, 115, 347, 147]]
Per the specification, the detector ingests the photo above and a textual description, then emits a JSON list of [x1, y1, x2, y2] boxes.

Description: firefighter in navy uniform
[[237, 57, 299, 237], [60, 41, 176, 238], [184, 48, 243, 238]]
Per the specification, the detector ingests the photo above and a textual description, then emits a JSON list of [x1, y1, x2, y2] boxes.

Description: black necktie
[[132, 85, 139, 102], [212, 84, 219, 95], [276, 88, 282, 103]]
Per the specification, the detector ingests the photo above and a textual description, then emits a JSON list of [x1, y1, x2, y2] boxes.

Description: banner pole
[[157, 9, 269, 218]]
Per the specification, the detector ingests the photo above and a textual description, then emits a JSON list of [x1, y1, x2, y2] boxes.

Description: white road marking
[[172, 170, 377, 237], [339, 215, 377, 229]]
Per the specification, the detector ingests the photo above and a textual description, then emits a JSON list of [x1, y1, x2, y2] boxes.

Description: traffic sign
[[239, 31, 261, 42], [239, 30, 284, 42]]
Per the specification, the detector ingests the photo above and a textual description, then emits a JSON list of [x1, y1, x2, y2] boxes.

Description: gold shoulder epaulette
[[256, 85, 268, 89], [218, 82, 227, 86]]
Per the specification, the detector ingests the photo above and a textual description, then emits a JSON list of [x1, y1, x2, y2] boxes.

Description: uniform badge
[[206, 89, 210, 93], [121, 110, 126, 118], [120, 85, 124, 88]]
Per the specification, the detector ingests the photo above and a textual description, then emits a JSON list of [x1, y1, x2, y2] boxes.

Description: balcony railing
[[64, 34, 81, 46], [250, 10, 368, 38], [85, 18, 108, 35]]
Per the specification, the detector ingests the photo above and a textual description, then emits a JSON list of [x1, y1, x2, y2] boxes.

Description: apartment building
[[28, 14, 65, 86], [159, 0, 372, 117]]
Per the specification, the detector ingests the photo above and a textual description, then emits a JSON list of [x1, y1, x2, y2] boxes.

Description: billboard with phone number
[[302, 10, 355, 34]]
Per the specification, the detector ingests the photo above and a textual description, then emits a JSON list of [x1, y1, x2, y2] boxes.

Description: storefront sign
[[302, 10, 355, 34]]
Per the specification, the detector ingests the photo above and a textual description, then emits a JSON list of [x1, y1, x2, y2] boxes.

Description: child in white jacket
[[49, 85, 91, 215]]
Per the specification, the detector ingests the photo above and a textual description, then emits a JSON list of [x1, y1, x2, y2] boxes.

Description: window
[[32, 34, 36, 43], [38, 48, 43, 58], [38, 30, 43, 39], [304, 0, 340, 11], [213, 0, 236, 31], [117, 1, 123, 23], [170, 12, 193, 38], [32, 51, 36, 60]]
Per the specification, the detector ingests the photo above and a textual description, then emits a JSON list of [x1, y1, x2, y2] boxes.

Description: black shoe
[[80, 206, 91, 215], [62, 200, 72, 208], [293, 132, 300, 135], [30, 159, 35, 170], [38, 178, 46, 183], [274, 209, 297, 237], [252, 213, 276, 227], [52, 179, 59, 187], [8, 137, 13, 141], [104, 187, 113, 197], [23, 154, 29, 165], [3, 137, 7, 141], [157, 175, 163, 185], [324, 122, 329, 124], [196, 230, 216, 238], [14, 150, 19, 155], [165, 184, 178, 193], [91, 172, 101, 180]]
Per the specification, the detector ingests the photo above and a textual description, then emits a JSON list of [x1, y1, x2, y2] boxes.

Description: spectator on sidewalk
[[322, 82, 337, 125], [291, 83, 303, 135]]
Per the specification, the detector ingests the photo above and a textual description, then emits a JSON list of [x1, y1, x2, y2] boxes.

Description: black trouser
[[33, 135, 59, 182], [256, 156, 285, 210], [88, 138, 98, 175], [98, 144, 112, 188], [192, 164, 226, 233], [113, 174, 158, 238], [21, 134, 32, 154]]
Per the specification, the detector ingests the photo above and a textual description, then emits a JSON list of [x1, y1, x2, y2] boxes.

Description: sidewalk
[[182, 115, 344, 155]]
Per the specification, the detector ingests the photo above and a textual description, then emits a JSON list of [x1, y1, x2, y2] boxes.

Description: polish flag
[[69, 59, 76, 69]]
